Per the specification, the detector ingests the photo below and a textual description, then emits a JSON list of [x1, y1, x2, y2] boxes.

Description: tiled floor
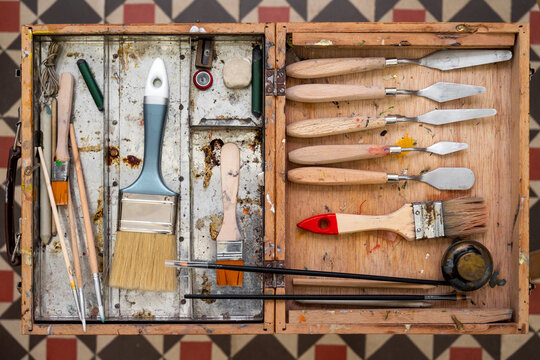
[[1, 0, 539, 359]]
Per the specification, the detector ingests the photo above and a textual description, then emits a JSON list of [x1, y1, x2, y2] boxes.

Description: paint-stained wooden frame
[[20, 23, 276, 335], [275, 22, 529, 335]]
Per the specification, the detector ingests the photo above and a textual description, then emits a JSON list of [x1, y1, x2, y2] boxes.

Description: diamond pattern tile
[[0, 1, 539, 359]]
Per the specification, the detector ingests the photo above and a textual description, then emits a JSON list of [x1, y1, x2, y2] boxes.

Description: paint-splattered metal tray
[[32, 34, 265, 322]]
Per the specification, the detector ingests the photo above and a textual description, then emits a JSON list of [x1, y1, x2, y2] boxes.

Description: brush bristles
[[443, 197, 488, 237], [109, 231, 177, 292], [216, 260, 244, 286], [51, 181, 68, 205]]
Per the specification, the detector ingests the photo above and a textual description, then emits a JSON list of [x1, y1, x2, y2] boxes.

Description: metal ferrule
[[216, 240, 244, 260], [51, 161, 69, 181], [388, 146, 402, 154], [385, 88, 397, 96], [412, 201, 445, 240], [386, 174, 400, 182], [385, 58, 399, 66], [384, 116, 398, 124], [118, 193, 178, 234], [72, 288, 82, 320], [93, 274, 105, 322]]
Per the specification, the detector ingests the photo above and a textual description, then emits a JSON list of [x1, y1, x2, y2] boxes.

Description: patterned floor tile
[[0, 1, 539, 359]]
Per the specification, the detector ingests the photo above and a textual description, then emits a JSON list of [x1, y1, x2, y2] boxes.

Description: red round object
[[193, 70, 213, 90]]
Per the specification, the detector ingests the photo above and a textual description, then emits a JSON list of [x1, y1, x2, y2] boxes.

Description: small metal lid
[[193, 70, 213, 90], [441, 240, 493, 292]]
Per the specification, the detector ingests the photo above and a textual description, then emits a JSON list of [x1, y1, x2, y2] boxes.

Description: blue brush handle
[[121, 102, 177, 196]]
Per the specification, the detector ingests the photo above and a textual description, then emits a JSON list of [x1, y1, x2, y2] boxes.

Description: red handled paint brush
[[297, 198, 487, 240]]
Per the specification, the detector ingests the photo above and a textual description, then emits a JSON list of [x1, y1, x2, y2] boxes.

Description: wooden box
[[16, 22, 529, 335]]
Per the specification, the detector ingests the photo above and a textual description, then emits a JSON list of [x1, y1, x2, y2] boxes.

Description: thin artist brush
[[37, 147, 83, 329], [165, 261, 449, 286]]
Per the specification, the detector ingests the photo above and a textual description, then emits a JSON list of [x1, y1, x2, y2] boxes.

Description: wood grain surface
[[280, 25, 526, 333]]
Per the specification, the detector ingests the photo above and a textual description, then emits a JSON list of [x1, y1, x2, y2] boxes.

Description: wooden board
[[277, 22, 529, 334]]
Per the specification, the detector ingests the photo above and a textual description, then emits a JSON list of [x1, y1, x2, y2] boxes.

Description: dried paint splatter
[[393, 133, 417, 157], [369, 244, 381, 253]]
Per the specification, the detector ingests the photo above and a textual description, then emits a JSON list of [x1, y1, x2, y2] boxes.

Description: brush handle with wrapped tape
[[52, 73, 74, 205], [216, 143, 244, 286]]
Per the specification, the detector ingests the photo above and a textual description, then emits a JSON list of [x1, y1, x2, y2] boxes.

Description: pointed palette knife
[[286, 82, 485, 103], [286, 50, 512, 78], [216, 143, 244, 286], [287, 167, 475, 190], [287, 109, 496, 138], [289, 142, 468, 165]]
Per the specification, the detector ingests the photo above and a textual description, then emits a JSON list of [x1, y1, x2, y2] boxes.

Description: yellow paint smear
[[394, 133, 417, 157]]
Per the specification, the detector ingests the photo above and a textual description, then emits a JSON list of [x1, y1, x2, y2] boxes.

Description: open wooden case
[[16, 22, 529, 335]]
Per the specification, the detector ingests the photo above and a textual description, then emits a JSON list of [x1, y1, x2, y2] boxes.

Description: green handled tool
[[77, 59, 104, 111]]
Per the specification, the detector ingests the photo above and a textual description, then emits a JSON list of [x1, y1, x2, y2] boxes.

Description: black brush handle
[[185, 294, 462, 301], [187, 262, 449, 286]]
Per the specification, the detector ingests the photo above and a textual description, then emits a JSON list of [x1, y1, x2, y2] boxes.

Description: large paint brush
[[216, 143, 244, 286], [51, 73, 74, 205], [297, 197, 487, 241], [109, 58, 178, 292]]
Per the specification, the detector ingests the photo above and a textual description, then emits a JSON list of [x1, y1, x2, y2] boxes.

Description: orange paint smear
[[298, 314, 307, 323], [394, 133, 417, 157], [369, 244, 381, 253], [243, 208, 249, 214]]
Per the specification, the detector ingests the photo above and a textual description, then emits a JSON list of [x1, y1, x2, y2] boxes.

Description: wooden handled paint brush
[[51, 73, 74, 205], [69, 123, 104, 322], [216, 143, 244, 286], [37, 147, 84, 329], [109, 58, 178, 292], [297, 197, 487, 241]]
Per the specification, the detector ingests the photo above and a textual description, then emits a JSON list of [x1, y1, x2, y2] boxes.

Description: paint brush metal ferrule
[[216, 241, 243, 261], [93, 273, 105, 323], [118, 193, 178, 234], [51, 160, 69, 181], [413, 201, 445, 240]]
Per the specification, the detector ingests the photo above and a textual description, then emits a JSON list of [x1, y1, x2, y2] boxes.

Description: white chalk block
[[223, 57, 252, 89]]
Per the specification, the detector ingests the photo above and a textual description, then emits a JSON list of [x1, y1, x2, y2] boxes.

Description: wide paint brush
[[297, 197, 487, 241], [109, 58, 178, 292], [51, 73, 74, 205], [216, 143, 244, 286], [286, 50, 512, 78]]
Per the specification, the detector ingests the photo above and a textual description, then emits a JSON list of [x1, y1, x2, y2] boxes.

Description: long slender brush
[[165, 261, 449, 286], [297, 197, 488, 240], [67, 183, 86, 332], [37, 147, 83, 328], [185, 294, 469, 301], [69, 124, 105, 322], [109, 58, 178, 292]]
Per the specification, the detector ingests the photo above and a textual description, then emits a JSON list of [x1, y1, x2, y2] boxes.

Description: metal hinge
[[263, 260, 285, 288], [265, 68, 286, 96]]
